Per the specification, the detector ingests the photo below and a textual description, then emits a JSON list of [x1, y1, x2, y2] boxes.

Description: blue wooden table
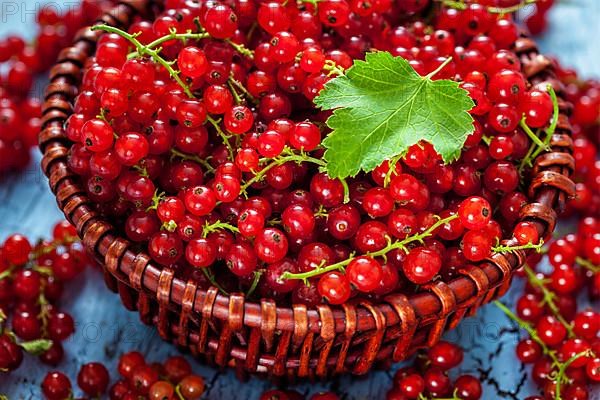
[[1, 1, 599, 399]]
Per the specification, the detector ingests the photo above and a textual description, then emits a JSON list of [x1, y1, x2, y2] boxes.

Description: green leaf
[[314, 52, 475, 179], [19, 339, 53, 355]]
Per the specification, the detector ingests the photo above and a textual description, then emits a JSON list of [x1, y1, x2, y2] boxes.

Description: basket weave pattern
[[39, 0, 577, 379]]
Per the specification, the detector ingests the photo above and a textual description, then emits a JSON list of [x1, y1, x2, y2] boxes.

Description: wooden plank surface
[[1, 1, 599, 398]]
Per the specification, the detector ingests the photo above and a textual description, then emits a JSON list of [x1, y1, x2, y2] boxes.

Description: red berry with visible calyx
[[130, 364, 159, 395], [318, 0, 351, 27], [82, 119, 114, 152], [149, 231, 184, 266], [457, 196, 491, 230], [255, 227, 288, 263], [224, 105, 254, 134], [488, 69, 526, 105], [270, 32, 300, 63], [203, 4, 238, 39], [226, 242, 258, 277]]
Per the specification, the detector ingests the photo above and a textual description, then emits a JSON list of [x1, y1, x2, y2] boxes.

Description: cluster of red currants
[[553, 62, 600, 217], [502, 56, 599, 395], [506, 216, 599, 399], [523, 0, 556, 36], [0, 221, 88, 373], [0, 0, 114, 176], [41, 352, 205, 399], [63, 0, 556, 307], [385, 341, 482, 399]]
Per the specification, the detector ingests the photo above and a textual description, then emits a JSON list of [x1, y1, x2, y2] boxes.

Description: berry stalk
[[439, 0, 539, 14], [91, 25, 195, 98], [494, 300, 561, 366], [519, 85, 559, 172], [128, 28, 210, 58], [280, 214, 458, 284], [575, 256, 600, 273], [492, 240, 544, 254], [170, 149, 215, 173], [523, 266, 575, 338], [554, 350, 596, 400], [201, 220, 240, 238], [239, 147, 327, 196]]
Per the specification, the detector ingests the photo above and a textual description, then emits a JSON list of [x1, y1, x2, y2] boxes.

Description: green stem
[[439, 0, 538, 14], [523, 266, 574, 338], [554, 350, 595, 400], [202, 220, 240, 238], [162, 220, 178, 233], [576, 256, 600, 274], [0, 266, 15, 280], [340, 177, 350, 204], [130, 29, 210, 57], [519, 118, 549, 151], [37, 293, 51, 337], [418, 390, 460, 400], [170, 149, 215, 173], [519, 85, 559, 173], [322, 59, 345, 77], [246, 271, 262, 298], [518, 143, 537, 173], [228, 76, 257, 105], [146, 190, 166, 212], [201, 268, 229, 295], [495, 301, 560, 365], [240, 148, 327, 196], [30, 235, 78, 259], [383, 156, 402, 188], [227, 80, 243, 105], [92, 24, 195, 98], [425, 56, 453, 79], [492, 240, 544, 254], [314, 205, 329, 219], [544, 85, 560, 138], [281, 214, 458, 284], [206, 116, 235, 160], [225, 39, 254, 59]]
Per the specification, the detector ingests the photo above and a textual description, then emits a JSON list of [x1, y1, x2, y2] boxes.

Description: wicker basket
[[39, 0, 576, 380]]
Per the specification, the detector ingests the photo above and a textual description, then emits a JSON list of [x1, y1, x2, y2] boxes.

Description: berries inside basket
[[40, 0, 576, 378]]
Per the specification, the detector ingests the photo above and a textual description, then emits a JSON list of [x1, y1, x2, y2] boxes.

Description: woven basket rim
[[39, 0, 577, 374]]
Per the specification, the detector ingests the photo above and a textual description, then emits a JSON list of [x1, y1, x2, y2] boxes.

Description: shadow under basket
[[39, 0, 577, 381]]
